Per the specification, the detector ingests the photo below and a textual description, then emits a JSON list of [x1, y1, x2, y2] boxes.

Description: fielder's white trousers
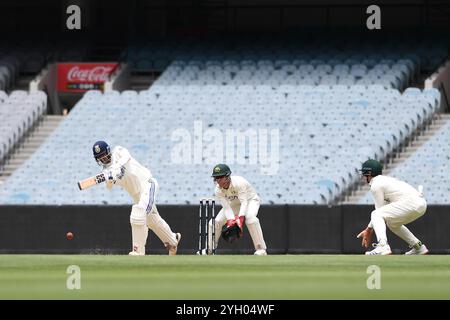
[[371, 196, 427, 247]]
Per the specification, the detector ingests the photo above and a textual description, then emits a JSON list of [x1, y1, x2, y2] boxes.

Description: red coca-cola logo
[[67, 66, 114, 82]]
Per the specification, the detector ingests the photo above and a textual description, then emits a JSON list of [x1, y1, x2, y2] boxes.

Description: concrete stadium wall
[[0, 205, 449, 254], [425, 60, 450, 113]]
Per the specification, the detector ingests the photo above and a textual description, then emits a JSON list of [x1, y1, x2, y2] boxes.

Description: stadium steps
[[15, 74, 36, 91], [130, 71, 161, 91], [408, 72, 429, 89], [0, 115, 64, 185], [342, 113, 450, 203]]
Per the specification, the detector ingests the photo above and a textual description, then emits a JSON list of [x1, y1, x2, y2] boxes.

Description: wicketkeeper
[[357, 159, 428, 255], [206, 164, 267, 255]]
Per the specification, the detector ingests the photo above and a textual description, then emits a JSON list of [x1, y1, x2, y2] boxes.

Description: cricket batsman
[[93, 140, 181, 256], [206, 163, 267, 255], [357, 159, 428, 255]]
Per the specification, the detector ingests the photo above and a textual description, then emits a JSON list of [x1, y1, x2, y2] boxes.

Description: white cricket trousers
[[371, 196, 427, 246], [130, 179, 177, 254]]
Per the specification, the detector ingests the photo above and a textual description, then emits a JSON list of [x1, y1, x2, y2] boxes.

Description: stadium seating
[[123, 37, 448, 76], [154, 57, 419, 90], [0, 90, 47, 164], [0, 84, 440, 205], [0, 43, 90, 90], [358, 120, 450, 204], [0, 37, 447, 205]]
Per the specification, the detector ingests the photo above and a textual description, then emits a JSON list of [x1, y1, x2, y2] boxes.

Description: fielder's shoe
[[365, 243, 392, 255], [405, 244, 429, 255], [254, 249, 267, 256], [167, 233, 181, 256]]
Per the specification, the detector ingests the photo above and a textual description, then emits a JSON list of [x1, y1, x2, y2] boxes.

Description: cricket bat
[[78, 173, 106, 190]]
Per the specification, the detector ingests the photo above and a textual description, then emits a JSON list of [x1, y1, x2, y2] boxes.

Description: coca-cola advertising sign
[[57, 63, 118, 92]]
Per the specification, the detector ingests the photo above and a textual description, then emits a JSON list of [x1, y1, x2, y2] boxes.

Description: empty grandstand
[[0, 90, 47, 167], [0, 36, 447, 205], [357, 119, 450, 204]]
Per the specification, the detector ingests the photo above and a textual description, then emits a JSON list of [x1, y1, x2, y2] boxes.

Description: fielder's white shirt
[[215, 176, 260, 218], [102, 146, 153, 199], [369, 175, 423, 209]]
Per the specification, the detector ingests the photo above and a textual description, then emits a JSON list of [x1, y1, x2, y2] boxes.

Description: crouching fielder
[[93, 141, 181, 256], [357, 159, 428, 255], [207, 164, 267, 255]]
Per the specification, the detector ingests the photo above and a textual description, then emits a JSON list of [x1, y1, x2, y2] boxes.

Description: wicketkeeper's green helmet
[[211, 164, 231, 177], [360, 159, 383, 177]]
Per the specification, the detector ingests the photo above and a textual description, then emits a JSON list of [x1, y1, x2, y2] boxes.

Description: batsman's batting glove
[[357, 227, 374, 248], [110, 166, 125, 180], [107, 170, 117, 184]]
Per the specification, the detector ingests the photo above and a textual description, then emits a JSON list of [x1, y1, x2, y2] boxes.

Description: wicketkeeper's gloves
[[222, 220, 243, 243], [236, 215, 245, 229]]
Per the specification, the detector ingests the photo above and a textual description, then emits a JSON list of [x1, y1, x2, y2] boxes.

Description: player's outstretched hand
[[357, 227, 373, 248]]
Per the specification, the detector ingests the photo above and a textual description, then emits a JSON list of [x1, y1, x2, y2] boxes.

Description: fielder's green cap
[[360, 159, 382, 177]]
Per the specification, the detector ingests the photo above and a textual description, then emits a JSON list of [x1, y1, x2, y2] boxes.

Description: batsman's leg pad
[[246, 218, 267, 251], [130, 204, 146, 225], [130, 205, 148, 255], [147, 212, 177, 246], [130, 224, 148, 255]]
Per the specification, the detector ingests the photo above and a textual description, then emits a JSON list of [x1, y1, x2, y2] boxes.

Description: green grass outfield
[[0, 254, 449, 299]]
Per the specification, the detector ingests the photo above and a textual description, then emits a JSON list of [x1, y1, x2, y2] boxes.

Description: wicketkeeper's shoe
[[254, 249, 267, 256], [167, 233, 181, 256], [405, 244, 429, 255], [196, 249, 208, 255], [365, 243, 392, 255]]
